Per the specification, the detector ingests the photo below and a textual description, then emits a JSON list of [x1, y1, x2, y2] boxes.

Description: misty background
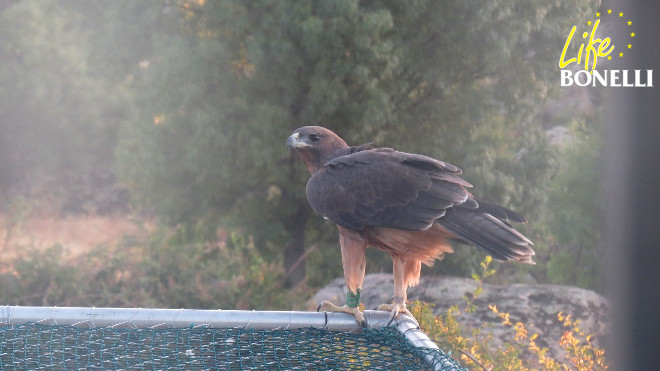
[[0, 0, 604, 309]]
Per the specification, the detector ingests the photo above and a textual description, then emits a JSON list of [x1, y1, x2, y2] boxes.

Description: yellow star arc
[[607, 9, 612, 14], [619, 12, 624, 17], [628, 44, 632, 49], [619, 52, 624, 57], [628, 21, 632, 26], [631, 32, 636, 37]]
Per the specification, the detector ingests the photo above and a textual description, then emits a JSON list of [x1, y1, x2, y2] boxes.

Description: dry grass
[[1, 212, 153, 262]]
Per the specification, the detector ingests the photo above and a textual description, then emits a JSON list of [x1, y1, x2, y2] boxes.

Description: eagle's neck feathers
[[299, 142, 375, 174]]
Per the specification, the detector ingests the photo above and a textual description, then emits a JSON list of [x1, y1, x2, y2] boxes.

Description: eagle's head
[[287, 126, 348, 174]]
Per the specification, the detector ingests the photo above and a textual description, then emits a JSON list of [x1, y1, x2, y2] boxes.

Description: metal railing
[[1, 306, 459, 370]]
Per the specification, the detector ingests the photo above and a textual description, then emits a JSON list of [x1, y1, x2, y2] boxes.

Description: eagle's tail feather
[[437, 208, 535, 264]]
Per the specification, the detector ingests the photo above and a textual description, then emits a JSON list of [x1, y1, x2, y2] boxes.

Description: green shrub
[[0, 244, 80, 306], [0, 224, 312, 310]]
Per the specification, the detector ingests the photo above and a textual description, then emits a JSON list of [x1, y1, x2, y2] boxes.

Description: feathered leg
[[318, 227, 367, 327], [376, 256, 417, 325]]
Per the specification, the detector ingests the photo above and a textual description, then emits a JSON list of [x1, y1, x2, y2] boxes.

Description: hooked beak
[[286, 132, 310, 149]]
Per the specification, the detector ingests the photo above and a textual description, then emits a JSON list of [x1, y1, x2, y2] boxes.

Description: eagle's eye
[[308, 133, 320, 142]]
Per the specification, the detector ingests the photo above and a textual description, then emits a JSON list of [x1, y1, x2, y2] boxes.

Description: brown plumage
[[286, 126, 534, 325]]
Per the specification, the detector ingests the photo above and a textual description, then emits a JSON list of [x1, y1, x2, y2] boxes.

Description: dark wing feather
[[458, 198, 527, 223], [437, 206, 535, 263], [306, 149, 471, 231]]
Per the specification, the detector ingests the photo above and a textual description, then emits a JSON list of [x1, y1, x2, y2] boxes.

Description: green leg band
[[346, 289, 361, 308]]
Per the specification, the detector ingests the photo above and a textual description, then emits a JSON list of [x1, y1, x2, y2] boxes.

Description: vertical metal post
[[604, 0, 660, 369]]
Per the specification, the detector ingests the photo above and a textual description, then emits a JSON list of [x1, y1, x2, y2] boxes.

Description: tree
[[0, 0, 131, 194], [118, 0, 404, 286], [546, 120, 602, 290], [117, 0, 598, 286]]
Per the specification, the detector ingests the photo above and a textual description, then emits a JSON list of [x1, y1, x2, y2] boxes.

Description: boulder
[[311, 273, 609, 362]]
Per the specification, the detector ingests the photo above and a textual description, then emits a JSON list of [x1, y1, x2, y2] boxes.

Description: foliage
[[544, 120, 603, 290], [410, 257, 608, 370], [113, 0, 600, 284], [0, 225, 311, 310], [0, 0, 130, 192], [0, 0, 605, 290]]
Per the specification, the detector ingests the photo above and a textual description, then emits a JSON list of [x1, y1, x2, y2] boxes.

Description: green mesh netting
[[0, 323, 463, 370]]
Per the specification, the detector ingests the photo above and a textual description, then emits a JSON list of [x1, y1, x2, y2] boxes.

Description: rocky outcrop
[[311, 273, 609, 362]]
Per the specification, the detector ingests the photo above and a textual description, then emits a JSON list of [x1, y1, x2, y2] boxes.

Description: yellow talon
[[375, 303, 418, 326], [317, 301, 366, 327]]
